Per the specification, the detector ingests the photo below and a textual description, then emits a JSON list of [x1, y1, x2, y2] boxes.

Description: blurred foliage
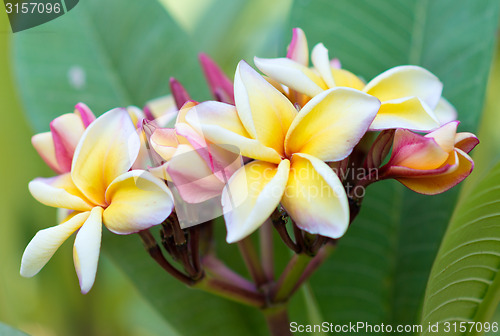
[[1, 0, 500, 335], [289, 1, 499, 333]]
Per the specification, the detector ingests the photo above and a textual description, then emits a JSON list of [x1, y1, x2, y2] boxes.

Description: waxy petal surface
[[186, 101, 282, 163], [455, 132, 479, 153], [223, 160, 290, 243], [72, 109, 141, 206], [50, 113, 86, 172], [254, 57, 326, 98], [363, 65, 443, 109], [20, 211, 90, 277], [311, 43, 335, 88], [396, 149, 473, 195], [285, 88, 380, 161], [234, 61, 297, 156], [29, 173, 93, 211], [434, 97, 457, 125], [369, 97, 440, 131], [73, 206, 103, 294], [103, 171, 174, 234], [32, 132, 60, 173], [151, 128, 178, 161], [167, 144, 226, 203], [281, 153, 349, 238], [390, 129, 449, 170]]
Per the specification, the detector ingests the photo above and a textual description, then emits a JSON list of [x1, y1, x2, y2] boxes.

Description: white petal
[[311, 43, 335, 88], [282, 153, 349, 238], [223, 160, 290, 243], [20, 212, 89, 277], [73, 206, 103, 294]]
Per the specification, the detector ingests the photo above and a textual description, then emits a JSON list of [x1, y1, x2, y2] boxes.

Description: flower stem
[[272, 253, 313, 302], [238, 236, 267, 287], [138, 230, 194, 285], [202, 254, 257, 292], [291, 244, 334, 294], [262, 305, 291, 336], [194, 276, 265, 308], [260, 220, 274, 281]]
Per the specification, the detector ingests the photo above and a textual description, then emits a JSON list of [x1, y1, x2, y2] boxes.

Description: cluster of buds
[[22, 29, 478, 317]]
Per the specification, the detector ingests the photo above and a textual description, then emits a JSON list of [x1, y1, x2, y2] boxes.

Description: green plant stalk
[[238, 236, 267, 287], [260, 220, 275, 282], [262, 305, 292, 336], [273, 253, 313, 302]]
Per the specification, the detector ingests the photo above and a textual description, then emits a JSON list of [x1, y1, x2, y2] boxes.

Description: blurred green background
[[1, 0, 499, 335]]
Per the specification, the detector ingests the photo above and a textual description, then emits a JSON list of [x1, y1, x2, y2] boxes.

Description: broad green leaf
[[0, 322, 28, 336], [290, 0, 500, 331], [12, 0, 208, 133], [420, 161, 500, 335]]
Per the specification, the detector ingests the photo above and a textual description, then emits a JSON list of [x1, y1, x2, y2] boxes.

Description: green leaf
[[420, 161, 500, 335], [12, 0, 207, 133], [289, 0, 500, 330], [0, 322, 28, 336]]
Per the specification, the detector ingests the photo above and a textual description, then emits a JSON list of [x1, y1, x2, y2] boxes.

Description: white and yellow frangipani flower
[[22, 109, 174, 294], [186, 61, 381, 243], [255, 28, 456, 132]]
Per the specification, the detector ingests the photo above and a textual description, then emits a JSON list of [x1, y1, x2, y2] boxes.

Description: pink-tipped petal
[[74, 103, 96, 127], [455, 132, 479, 153], [73, 206, 103, 294], [330, 58, 341, 69], [50, 113, 87, 172], [286, 28, 309, 66], [394, 149, 474, 195], [169, 77, 191, 110], [365, 130, 395, 169], [199, 53, 235, 104], [389, 129, 449, 170]]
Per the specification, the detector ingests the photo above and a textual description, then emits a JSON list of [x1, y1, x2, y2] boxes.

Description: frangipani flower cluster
[[23, 29, 477, 298]]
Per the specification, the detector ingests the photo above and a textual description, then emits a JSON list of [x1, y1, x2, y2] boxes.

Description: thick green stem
[[262, 305, 291, 336], [238, 236, 267, 287], [260, 220, 274, 282], [273, 253, 313, 302]]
